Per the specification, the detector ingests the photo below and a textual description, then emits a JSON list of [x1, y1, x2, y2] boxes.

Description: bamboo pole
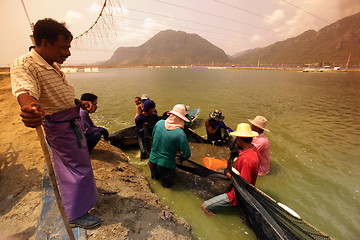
[[36, 126, 76, 240]]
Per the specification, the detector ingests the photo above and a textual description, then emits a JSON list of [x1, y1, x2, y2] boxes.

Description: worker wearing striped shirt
[[10, 18, 100, 229]]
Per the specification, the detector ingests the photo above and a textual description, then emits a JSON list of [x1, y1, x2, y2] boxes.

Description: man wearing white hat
[[139, 94, 149, 112], [202, 123, 260, 215], [248, 116, 271, 176], [148, 104, 191, 188]]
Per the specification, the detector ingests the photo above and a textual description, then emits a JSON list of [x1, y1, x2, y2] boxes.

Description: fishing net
[[177, 159, 333, 239], [176, 159, 231, 200], [176, 159, 290, 239], [176, 143, 232, 199], [232, 173, 290, 240], [72, 0, 123, 51], [176, 142, 333, 239], [232, 172, 333, 240]]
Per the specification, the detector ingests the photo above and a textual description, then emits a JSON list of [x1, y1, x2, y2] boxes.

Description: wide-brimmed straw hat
[[230, 123, 259, 137], [248, 116, 270, 132], [209, 109, 225, 121], [169, 104, 190, 122]]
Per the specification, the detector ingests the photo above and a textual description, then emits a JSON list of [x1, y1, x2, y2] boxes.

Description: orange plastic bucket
[[202, 157, 228, 170]]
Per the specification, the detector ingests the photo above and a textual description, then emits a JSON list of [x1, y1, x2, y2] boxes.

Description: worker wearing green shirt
[[148, 104, 191, 188]]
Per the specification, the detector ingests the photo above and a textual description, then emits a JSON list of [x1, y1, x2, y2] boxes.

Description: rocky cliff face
[[231, 12, 360, 66]]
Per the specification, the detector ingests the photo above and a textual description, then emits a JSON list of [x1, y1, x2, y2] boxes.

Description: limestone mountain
[[105, 30, 229, 66], [231, 12, 360, 66]]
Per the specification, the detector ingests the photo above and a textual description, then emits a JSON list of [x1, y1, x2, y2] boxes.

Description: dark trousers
[[143, 123, 154, 154], [138, 123, 154, 159], [86, 131, 102, 153], [148, 161, 176, 188]]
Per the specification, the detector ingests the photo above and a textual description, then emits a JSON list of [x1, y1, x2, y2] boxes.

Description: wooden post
[[36, 126, 76, 240]]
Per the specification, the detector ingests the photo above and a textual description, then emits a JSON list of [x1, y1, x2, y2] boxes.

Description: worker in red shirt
[[202, 123, 259, 215]]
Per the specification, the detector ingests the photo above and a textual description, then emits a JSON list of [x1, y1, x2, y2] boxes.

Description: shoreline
[[0, 75, 191, 240], [2, 66, 360, 73]]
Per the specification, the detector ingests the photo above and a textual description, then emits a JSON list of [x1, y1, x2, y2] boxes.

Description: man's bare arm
[[75, 98, 94, 113]]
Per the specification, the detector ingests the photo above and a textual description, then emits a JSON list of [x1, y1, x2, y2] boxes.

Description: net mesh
[[176, 153, 333, 240], [236, 174, 333, 240], [232, 173, 290, 239], [176, 160, 231, 200]]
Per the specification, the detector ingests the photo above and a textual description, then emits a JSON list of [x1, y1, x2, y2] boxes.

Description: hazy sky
[[1, 0, 359, 66]]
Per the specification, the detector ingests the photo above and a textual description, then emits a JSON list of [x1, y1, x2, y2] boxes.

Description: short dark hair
[[143, 100, 156, 112], [135, 96, 141, 101], [239, 137, 253, 144], [33, 18, 73, 46], [81, 93, 98, 103]]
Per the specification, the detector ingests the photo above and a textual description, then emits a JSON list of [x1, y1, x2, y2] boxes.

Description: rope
[[75, 0, 108, 40], [20, 0, 34, 32]]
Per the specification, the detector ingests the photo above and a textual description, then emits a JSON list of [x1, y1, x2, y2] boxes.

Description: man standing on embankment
[[10, 18, 100, 228]]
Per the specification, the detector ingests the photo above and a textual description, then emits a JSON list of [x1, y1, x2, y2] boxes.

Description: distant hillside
[[103, 12, 360, 67], [231, 48, 261, 59], [105, 30, 229, 66], [232, 12, 360, 66]]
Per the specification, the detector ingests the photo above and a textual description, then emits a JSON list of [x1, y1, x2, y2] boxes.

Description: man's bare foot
[[201, 203, 214, 216]]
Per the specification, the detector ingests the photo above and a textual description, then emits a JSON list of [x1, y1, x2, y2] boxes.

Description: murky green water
[[68, 68, 360, 240]]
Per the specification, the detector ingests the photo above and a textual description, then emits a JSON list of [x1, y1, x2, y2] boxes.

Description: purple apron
[[43, 105, 97, 221]]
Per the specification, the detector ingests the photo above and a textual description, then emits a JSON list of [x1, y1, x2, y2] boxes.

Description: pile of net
[[176, 159, 231, 200], [175, 143, 333, 239], [231, 171, 333, 240]]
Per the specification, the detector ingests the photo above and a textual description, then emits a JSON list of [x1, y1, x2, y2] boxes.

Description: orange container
[[202, 157, 228, 170]]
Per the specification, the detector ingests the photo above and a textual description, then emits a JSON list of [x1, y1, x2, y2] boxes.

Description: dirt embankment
[[0, 75, 191, 240]]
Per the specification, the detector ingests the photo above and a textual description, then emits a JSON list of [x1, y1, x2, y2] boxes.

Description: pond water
[[68, 68, 360, 240]]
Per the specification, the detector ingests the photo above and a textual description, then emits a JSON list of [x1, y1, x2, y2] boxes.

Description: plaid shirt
[[11, 49, 75, 115]]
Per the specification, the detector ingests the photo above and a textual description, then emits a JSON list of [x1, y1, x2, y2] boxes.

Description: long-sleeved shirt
[[252, 133, 270, 175], [135, 113, 159, 137], [149, 120, 191, 169], [80, 109, 101, 136]]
